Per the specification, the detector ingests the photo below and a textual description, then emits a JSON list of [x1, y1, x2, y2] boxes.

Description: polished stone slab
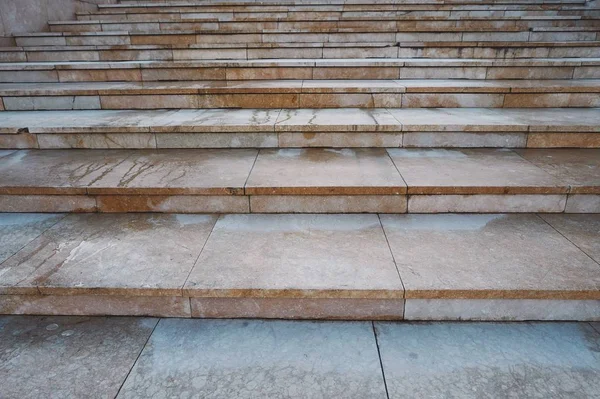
[[540, 214, 600, 263], [117, 319, 387, 399], [516, 149, 600, 194], [0, 316, 157, 399], [275, 108, 400, 132], [375, 322, 600, 398], [0, 214, 217, 296], [184, 214, 404, 298], [387, 148, 567, 194], [246, 148, 406, 195], [0, 213, 64, 264], [380, 214, 600, 299]]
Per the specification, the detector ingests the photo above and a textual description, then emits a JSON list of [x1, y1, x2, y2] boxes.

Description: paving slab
[[516, 149, 600, 193], [117, 319, 387, 399], [0, 214, 217, 296], [246, 148, 406, 195], [0, 213, 64, 264], [380, 214, 600, 299], [0, 316, 157, 399], [184, 214, 404, 298], [275, 108, 400, 132], [386, 148, 568, 194], [375, 322, 600, 399], [540, 214, 600, 263]]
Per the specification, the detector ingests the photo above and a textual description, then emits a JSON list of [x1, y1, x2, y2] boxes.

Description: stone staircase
[[0, 0, 598, 321]]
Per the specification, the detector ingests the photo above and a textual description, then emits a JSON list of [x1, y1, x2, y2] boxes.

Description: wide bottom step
[[1, 212, 599, 320]]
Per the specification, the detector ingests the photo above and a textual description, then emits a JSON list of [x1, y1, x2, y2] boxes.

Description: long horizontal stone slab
[[2, 108, 598, 149], [2, 58, 598, 82], [0, 148, 597, 213], [1, 79, 598, 110], [1, 213, 599, 320], [2, 42, 598, 62]]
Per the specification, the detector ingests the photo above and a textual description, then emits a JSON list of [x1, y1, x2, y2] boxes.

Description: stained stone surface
[[386, 148, 566, 194], [246, 148, 406, 195], [185, 214, 403, 298], [540, 214, 600, 262], [0, 316, 157, 399], [117, 319, 387, 399], [516, 149, 600, 193], [0, 214, 217, 295], [380, 214, 600, 298], [375, 322, 600, 399], [0, 213, 64, 264]]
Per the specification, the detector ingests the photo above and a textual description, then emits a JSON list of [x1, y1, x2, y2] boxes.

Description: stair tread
[[1, 108, 599, 133], [0, 148, 597, 195], [1, 212, 599, 301]]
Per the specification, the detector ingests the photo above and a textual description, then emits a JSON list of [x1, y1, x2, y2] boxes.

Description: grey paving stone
[[117, 319, 387, 399], [0, 316, 157, 399], [0, 213, 64, 264], [375, 322, 600, 399]]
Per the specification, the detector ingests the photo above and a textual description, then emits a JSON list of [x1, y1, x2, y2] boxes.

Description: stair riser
[[0, 193, 597, 213], [2, 131, 598, 150], [19, 31, 600, 46], [2, 93, 599, 110], [3, 46, 597, 63], [2, 65, 597, 83]]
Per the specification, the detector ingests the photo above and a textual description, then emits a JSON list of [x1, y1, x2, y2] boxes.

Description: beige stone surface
[[0, 295, 191, 317], [387, 149, 567, 195], [565, 195, 600, 213], [404, 299, 600, 321], [0, 195, 97, 213], [0, 213, 64, 264], [380, 214, 600, 299], [516, 149, 600, 194], [540, 214, 600, 263], [0, 214, 217, 296], [191, 298, 404, 320], [246, 148, 406, 195], [86, 149, 257, 195], [279, 132, 403, 148], [408, 194, 567, 213], [250, 195, 407, 213], [527, 133, 600, 149], [96, 195, 250, 213], [184, 214, 404, 298]]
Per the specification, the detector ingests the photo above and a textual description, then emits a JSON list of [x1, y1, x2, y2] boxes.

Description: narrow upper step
[[1, 212, 599, 320], [2, 58, 598, 83], [0, 148, 597, 213]]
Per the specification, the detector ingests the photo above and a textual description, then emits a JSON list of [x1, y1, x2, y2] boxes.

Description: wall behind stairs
[[0, 0, 117, 36]]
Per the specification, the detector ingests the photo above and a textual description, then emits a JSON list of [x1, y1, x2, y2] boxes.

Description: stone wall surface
[[0, 0, 116, 36]]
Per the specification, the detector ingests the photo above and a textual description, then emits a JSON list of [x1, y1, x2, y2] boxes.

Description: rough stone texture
[[184, 214, 403, 298], [540, 214, 600, 263], [408, 194, 567, 213], [250, 195, 408, 213], [565, 195, 600, 213], [191, 298, 404, 320], [0, 295, 191, 317], [375, 322, 600, 398], [380, 214, 600, 299], [0, 316, 156, 399], [403, 299, 600, 321], [0, 214, 217, 296], [0, 213, 64, 264], [117, 319, 387, 398]]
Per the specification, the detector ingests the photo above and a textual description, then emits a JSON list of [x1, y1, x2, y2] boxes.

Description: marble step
[[3, 42, 597, 62], [46, 19, 600, 35], [1, 211, 599, 319], [0, 148, 597, 213], [2, 59, 598, 83], [1, 79, 599, 110], [1, 108, 599, 149]]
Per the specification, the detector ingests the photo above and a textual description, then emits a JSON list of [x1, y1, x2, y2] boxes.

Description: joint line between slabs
[[372, 321, 391, 399], [377, 213, 407, 304], [181, 215, 220, 296], [114, 318, 160, 398], [535, 213, 600, 269]]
